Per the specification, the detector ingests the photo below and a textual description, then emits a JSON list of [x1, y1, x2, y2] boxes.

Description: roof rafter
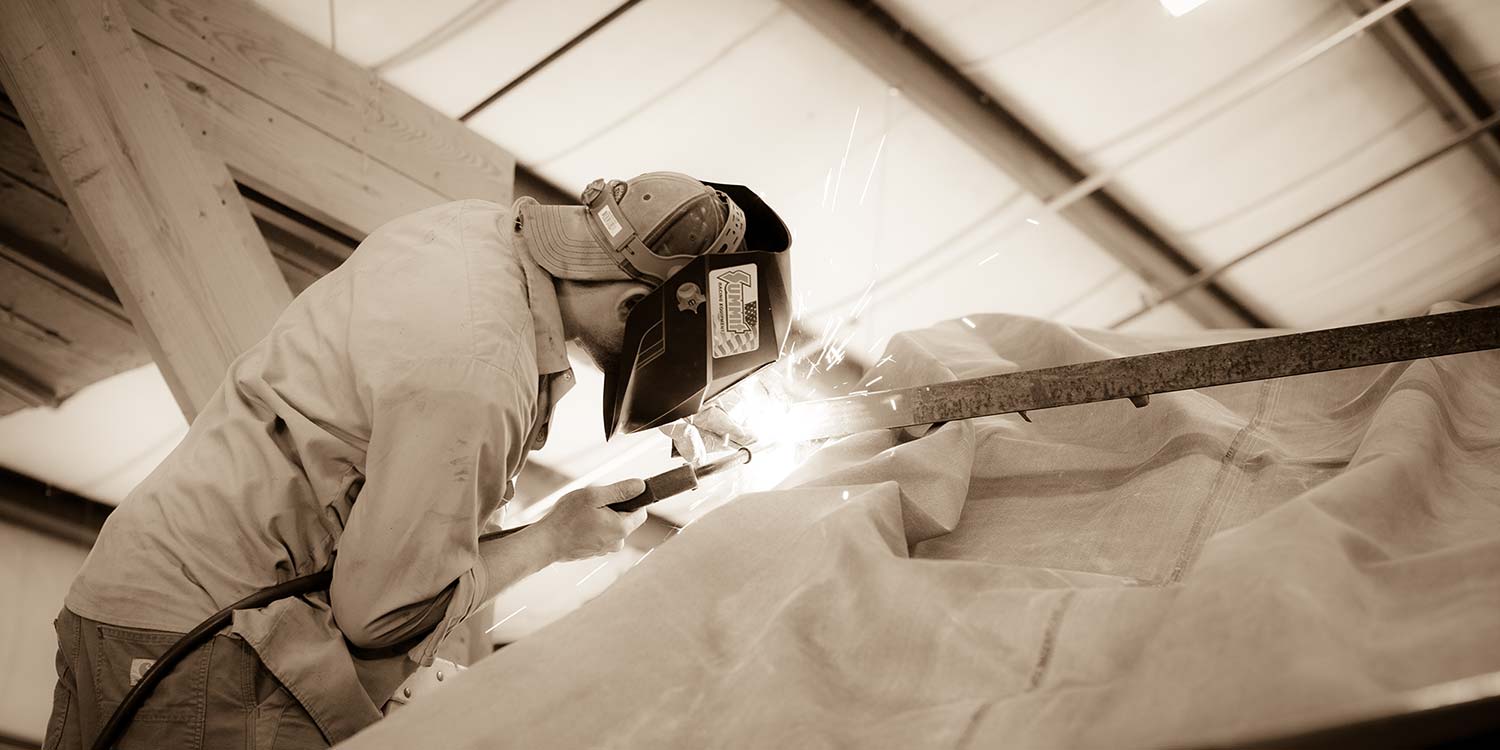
[[1352, 0, 1500, 183], [782, 0, 1265, 329]]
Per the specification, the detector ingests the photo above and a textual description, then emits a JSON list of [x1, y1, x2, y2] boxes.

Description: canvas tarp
[[341, 306, 1500, 749]]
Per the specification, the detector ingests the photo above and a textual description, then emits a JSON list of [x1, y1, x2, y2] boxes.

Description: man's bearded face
[[576, 324, 621, 379]]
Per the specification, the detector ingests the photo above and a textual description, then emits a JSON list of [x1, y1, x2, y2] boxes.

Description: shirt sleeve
[[330, 356, 533, 662]]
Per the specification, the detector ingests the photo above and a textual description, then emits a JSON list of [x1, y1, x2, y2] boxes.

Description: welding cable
[[91, 536, 499, 749], [89, 523, 540, 750], [86, 527, 525, 749], [90, 570, 332, 750], [1109, 108, 1500, 328], [90, 451, 751, 748]]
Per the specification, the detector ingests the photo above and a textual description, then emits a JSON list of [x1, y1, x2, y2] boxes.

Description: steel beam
[[781, 0, 1264, 329], [788, 306, 1500, 441], [1351, 0, 1500, 183]]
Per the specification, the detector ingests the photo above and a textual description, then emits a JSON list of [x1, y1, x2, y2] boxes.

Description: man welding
[[45, 171, 792, 749]]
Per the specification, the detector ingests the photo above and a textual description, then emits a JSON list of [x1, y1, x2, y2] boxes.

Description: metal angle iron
[[783, 306, 1500, 442]]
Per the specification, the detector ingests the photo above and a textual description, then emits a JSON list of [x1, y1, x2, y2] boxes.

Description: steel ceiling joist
[[781, 0, 1265, 329], [1352, 0, 1500, 183]]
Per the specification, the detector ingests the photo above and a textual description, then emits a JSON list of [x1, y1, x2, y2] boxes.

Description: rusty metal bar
[[788, 306, 1499, 441]]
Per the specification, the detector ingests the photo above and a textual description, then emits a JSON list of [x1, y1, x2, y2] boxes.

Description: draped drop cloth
[[340, 305, 1500, 749]]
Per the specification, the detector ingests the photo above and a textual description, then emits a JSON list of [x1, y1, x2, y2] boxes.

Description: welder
[[44, 171, 792, 749]]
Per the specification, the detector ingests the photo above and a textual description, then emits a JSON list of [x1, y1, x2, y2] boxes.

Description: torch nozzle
[[695, 447, 752, 479]]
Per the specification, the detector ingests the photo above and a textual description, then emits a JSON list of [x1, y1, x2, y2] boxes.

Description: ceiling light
[[1160, 0, 1210, 17]]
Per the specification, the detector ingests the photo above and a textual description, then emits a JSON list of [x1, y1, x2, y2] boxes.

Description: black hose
[[89, 522, 629, 748], [90, 521, 566, 748], [90, 570, 333, 750], [92, 450, 752, 748]]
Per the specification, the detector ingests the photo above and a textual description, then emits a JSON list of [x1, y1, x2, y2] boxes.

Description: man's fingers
[[595, 478, 646, 507], [694, 407, 755, 447], [622, 508, 647, 534]]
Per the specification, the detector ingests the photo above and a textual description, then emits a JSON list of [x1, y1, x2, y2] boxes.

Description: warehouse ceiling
[[2, 0, 1498, 518]]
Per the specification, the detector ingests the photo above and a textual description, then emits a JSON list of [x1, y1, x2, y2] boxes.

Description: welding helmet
[[516, 172, 792, 438]]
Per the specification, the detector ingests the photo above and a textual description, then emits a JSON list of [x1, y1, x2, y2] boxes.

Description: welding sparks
[[889, 399, 898, 411], [978, 252, 999, 266], [842, 490, 850, 500], [632, 547, 656, 569], [857, 133, 887, 206], [485, 605, 527, 634], [575, 561, 610, 587], [864, 375, 883, 387], [962, 317, 976, 328], [1026, 217, 1040, 225], [850, 281, 876, 321], [830, 106, 861, 211], [821, 168, 833, 209], [876, 355, 895, 368]]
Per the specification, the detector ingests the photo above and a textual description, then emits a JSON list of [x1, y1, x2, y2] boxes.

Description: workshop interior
[[1, 0, 1499, 748]]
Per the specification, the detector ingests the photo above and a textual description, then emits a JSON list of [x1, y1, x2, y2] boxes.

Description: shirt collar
[[510, 210, 573, 378]]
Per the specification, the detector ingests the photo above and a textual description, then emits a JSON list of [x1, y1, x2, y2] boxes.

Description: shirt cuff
[[410, 563, 487, 665]]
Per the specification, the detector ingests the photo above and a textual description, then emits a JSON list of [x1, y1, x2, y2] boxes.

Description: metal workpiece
[[788, 307, 1500, 441]]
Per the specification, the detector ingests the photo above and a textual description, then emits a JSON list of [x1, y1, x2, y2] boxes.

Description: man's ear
[[616, 283, 652, 322]]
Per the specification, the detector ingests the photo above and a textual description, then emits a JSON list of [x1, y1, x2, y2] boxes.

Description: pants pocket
[[91, 624, 208, 749], [45, 615, 80, 750], [44, 653, 76, 750]]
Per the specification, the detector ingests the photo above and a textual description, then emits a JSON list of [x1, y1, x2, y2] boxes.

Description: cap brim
[[520, 203, 631, 281]]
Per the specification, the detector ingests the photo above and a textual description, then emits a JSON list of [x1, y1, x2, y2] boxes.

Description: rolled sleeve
[[330, 356, 532, 662]]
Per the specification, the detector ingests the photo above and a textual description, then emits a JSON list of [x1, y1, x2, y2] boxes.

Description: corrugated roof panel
[[884, 0, 1500, 326], [469, 2, 1186, 344]]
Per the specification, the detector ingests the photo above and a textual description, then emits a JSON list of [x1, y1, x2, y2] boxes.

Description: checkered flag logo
[[710, 265, 760, 358]]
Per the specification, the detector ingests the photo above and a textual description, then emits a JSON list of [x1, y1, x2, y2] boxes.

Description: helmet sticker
[[709, 264, 759, 358], [597, 205, 624, 237]]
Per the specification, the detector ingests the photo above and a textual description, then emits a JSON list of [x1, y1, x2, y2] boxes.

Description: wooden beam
[[0, 112, 118, 309], [124, 0, 515, 206], [0, 467, 113, 547], [782, 0, 1264, 329], [144, 40, 450, 238], [0, 0, 292, 419], [0, 247, 150, 397], [0, 357, 55, 409], [4, 98, 344, 314]]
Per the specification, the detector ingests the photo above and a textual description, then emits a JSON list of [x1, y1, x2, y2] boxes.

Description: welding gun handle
[[479, 465, 699, 543], [606, 486, 660, 514], [608, 464, 698, 514]]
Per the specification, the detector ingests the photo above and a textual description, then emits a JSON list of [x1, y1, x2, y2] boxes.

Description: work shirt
[[65, 199, 574, 742]]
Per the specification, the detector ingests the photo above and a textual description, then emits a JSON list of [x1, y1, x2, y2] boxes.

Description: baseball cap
[[516, 171, 747, 286]]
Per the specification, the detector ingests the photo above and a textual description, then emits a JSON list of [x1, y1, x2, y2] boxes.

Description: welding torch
[[479, 447, 752, 542]]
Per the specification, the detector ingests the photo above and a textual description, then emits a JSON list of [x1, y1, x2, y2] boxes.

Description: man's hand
[[660, 406, 755, 464], [535, 479, 648, 562]]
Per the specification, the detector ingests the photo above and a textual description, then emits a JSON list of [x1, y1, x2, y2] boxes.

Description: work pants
[[44, 607, 328, 750]]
